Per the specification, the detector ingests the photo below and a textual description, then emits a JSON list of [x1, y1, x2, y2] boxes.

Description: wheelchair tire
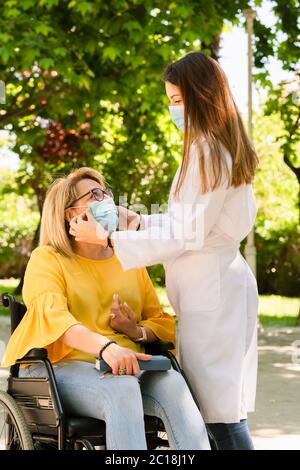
[[0, 391, 34, 450]]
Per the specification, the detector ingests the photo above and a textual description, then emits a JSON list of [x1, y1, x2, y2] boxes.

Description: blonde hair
[[39, 167, 106, 257]]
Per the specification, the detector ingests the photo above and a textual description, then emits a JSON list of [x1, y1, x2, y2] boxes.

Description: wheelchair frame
[[0, 292, 188, 450]]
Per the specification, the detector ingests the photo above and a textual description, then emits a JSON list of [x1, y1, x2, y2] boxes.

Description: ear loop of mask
[[67, 195, 113, 210]]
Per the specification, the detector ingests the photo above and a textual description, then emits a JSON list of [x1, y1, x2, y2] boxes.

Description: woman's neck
[[72, 241, 114, 260]]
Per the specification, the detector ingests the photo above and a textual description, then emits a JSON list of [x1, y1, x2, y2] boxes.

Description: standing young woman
[[70, 52, 259, 450]]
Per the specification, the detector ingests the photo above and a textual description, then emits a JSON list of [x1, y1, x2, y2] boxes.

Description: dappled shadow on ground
[[249, 326, 300, 442]]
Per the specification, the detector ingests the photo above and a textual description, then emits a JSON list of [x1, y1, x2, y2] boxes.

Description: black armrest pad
[[145, 341, 174, 355], [20, 348, 48, 360]]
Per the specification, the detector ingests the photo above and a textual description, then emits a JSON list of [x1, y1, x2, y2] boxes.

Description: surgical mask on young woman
[[168, 105, 185, 131], [89, 198, 119, 235]]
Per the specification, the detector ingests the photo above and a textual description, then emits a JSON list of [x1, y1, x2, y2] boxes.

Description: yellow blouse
[[1, 245, 175, 368]]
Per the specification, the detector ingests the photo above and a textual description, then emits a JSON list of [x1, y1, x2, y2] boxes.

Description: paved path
[[248, 326, 300, 450], [1, 317, 299, 450]]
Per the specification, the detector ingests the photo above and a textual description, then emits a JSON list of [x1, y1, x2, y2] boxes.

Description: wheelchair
[[0, 292, 194, 451]]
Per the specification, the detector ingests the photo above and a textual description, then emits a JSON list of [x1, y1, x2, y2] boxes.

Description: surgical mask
[[89, 198, 118, 235], [168, 105, 185, 131]]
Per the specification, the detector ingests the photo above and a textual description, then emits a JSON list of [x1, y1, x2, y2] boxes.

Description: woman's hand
[[102, 342, 152, 375], [109, 294, 141, 340], [59, 324, 151, 376], [117, 206, 141, 231], [69, 209, 108, 246]]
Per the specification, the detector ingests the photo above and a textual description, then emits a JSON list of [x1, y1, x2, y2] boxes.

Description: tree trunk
[[202, 34, 221, 61]]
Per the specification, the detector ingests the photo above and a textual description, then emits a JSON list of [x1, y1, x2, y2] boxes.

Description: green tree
[[264, 78, 300, 211], [253, 111, 299, 299], [253, 0, 300, 318], [0, 0, 299, 299], [253, 0, 300, 211], [0, 0, 253, 292]]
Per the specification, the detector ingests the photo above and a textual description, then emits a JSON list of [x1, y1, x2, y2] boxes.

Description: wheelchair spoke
[[0, 408, 9, 450], [0, 396, 31, 450], [0, 407, 8, 450], [0, 407, 19, 449]]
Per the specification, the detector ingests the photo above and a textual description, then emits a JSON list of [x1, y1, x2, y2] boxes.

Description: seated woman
[[1, 167, 210, 450]]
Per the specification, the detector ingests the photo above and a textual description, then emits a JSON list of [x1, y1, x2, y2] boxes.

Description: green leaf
[[123, 21, 143, 33], [69, 1, 95, 16], [85, 40, 97, 55], [102, 46, 119, 62], [78, 76, 91, 90], [20, 0, 36, 10], [22, 49, 38, 68], [0, 47, 11, 64], [35, 24, 54, 36], [4, 8, 20, 19], [0, 33, 13, 43], [86, 68, 95, 78], [39, 58, 55, 69], [38, 0, 60, 7], [54, 47, 68, 57]]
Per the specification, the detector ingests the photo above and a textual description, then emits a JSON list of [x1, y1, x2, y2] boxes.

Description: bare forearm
[[59, 324, 109, 355]]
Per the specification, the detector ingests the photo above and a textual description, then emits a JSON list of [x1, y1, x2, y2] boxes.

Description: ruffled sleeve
[[138, 268, 176, 351], [1, 246, 80, 368]]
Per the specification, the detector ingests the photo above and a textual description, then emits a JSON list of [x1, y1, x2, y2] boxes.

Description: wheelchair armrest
[[145, 341, 174, 355], [19, 348, 48, 360]]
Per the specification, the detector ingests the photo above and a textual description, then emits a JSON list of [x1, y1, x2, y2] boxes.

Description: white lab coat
[[111, 141, 258, 423]]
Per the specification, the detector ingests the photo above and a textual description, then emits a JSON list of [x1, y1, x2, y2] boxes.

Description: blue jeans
[[206, 420, 254, 450], [20, 360, 210, 450]]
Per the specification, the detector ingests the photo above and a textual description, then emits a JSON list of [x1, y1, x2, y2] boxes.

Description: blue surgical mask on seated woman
[[168, 105, 185, 131], [89, 198, 119, 235]]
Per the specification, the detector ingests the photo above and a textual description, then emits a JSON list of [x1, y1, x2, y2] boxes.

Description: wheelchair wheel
[[0, 391, 34, 450]]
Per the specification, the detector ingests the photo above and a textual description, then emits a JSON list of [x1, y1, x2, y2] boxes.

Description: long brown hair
[[163, 51, 259, 196]]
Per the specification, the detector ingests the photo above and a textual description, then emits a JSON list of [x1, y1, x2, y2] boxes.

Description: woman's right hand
[[117, 206, 141, 231], [101, 342, 152, 375]]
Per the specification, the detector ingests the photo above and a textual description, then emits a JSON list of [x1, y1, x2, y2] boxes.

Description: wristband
[[134, 326, 147, 343], [99, 340, 117, 360]]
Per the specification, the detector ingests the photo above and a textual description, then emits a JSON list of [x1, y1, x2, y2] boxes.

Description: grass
[[155, 287, 299, 327], [258, 294, 299, 326], [0, 279, 299, 327]]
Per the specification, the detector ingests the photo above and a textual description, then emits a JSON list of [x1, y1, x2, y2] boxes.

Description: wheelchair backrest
[[0, 293, 27, 335]]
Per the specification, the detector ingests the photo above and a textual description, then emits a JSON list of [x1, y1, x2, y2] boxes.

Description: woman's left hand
[[69, 209, 108, 246], [110, 294, 141, 340]]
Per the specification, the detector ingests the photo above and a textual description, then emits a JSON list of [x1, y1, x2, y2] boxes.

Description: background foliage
[[0, 0, 299, 296]]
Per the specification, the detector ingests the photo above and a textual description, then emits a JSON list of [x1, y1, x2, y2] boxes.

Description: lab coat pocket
[[174, 253, 221, 312]]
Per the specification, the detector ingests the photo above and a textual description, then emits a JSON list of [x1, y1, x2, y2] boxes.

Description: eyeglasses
[[67, 187, 113, 209]]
